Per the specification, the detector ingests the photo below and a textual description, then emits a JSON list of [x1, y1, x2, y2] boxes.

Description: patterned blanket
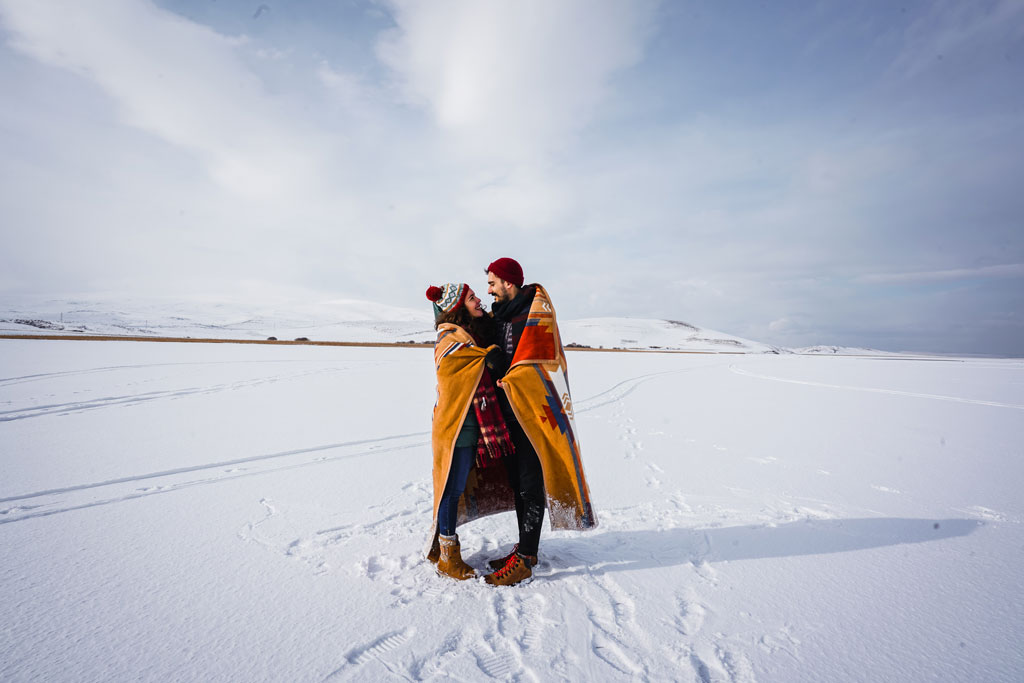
[[501, 284, 598, 530]]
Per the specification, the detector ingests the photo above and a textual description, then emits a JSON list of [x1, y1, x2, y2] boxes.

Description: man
[[483, 257, 598, 586]]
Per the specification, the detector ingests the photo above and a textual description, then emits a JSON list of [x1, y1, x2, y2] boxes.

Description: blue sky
[[1, 0, 1021, 354]]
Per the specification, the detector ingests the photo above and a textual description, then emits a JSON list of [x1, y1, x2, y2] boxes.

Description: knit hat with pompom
[[426, 282, 469, 321]]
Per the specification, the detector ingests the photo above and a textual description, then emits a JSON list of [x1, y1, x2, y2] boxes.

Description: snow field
[[1, 340, 1022, 681]]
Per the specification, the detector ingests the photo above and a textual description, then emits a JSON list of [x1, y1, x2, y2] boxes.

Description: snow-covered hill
[[561, 317, 781, 353], [0, 296, 436, 344], [793, 345, 890, 356], [1, 296, 782, 353]]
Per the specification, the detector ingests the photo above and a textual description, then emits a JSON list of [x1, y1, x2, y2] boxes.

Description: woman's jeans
[[437, 446, 474, 536]]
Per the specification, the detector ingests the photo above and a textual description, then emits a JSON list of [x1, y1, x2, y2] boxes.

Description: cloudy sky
[[1, 1, 1021, 354]]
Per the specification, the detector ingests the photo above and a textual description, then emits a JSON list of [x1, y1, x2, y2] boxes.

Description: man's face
[[487, 272, 514, 303]]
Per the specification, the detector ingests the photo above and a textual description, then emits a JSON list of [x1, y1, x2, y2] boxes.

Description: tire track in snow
[[0, 358, 364, 387], [0, 366, 362, 421], [0, 432, 428, 525], [729, 364, 1024, 410], [3, 357, 714, 511], [582, 362, 727, 492], [574, 361, 728, 413]]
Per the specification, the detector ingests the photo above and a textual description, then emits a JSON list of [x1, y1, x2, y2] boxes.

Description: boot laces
[[494, 553, 522, 579], [496, 544, 519, 566]]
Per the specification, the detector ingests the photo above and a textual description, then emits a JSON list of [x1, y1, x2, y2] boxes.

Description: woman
[[425, 282, 514, 580]]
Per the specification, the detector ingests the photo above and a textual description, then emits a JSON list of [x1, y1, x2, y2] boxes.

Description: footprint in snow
[[689, 645, 755, 683], [690, 652, 714, 683], [360, 555, 394, 579], [471, 643, 517, 679], [592, 632, 644, 676], [670, 493, 693, 514], [718, 647, 757, 683], [676, 596, 706, 636], [759, 625, 802, 658], [325, 627, 414, 680], [518, 595, 548, 651]]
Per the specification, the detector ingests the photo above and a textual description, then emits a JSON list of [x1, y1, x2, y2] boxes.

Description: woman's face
[[464, 288, 485, 318]]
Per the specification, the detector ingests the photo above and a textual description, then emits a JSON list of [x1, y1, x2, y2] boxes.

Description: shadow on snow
[[525, 517, 982, 579]]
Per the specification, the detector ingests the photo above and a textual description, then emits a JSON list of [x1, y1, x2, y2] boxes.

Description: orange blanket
[[429, 324, 515, 536], [501, 285, 598, 530]]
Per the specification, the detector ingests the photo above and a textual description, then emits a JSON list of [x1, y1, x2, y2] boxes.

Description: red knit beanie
[[485, 257, 524, 287]]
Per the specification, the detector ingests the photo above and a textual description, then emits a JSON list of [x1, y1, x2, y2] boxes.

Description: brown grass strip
[[0, 333, 743, 354], [0, 333, 431, 348]]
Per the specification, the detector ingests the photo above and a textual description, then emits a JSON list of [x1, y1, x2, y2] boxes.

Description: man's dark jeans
[[503, 419, 546, 556]]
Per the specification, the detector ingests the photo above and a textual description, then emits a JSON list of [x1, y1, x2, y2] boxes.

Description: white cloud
[[857, 263, 1024, 285], [376, 0, 658, 161], [0, 0, 322, 199]]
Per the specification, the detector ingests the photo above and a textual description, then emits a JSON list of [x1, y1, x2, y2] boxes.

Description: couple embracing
[[425, 258, 598, 587]]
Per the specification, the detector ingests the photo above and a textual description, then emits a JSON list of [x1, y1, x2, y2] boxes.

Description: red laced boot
[[488, 544, 539, 571], [484, 552, 536, 586]]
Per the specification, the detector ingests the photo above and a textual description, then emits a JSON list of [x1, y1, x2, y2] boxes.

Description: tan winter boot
[[437, 534, 475, 581], [484, 552, 536, 587]]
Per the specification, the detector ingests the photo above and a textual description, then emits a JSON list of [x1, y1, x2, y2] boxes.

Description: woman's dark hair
[[435, 305, 499, 345]]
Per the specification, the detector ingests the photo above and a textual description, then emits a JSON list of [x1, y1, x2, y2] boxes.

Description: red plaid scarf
[[472, 367, 514, 467]]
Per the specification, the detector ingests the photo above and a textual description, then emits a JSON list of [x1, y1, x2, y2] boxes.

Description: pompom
[[426, 286, 443, 302]]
